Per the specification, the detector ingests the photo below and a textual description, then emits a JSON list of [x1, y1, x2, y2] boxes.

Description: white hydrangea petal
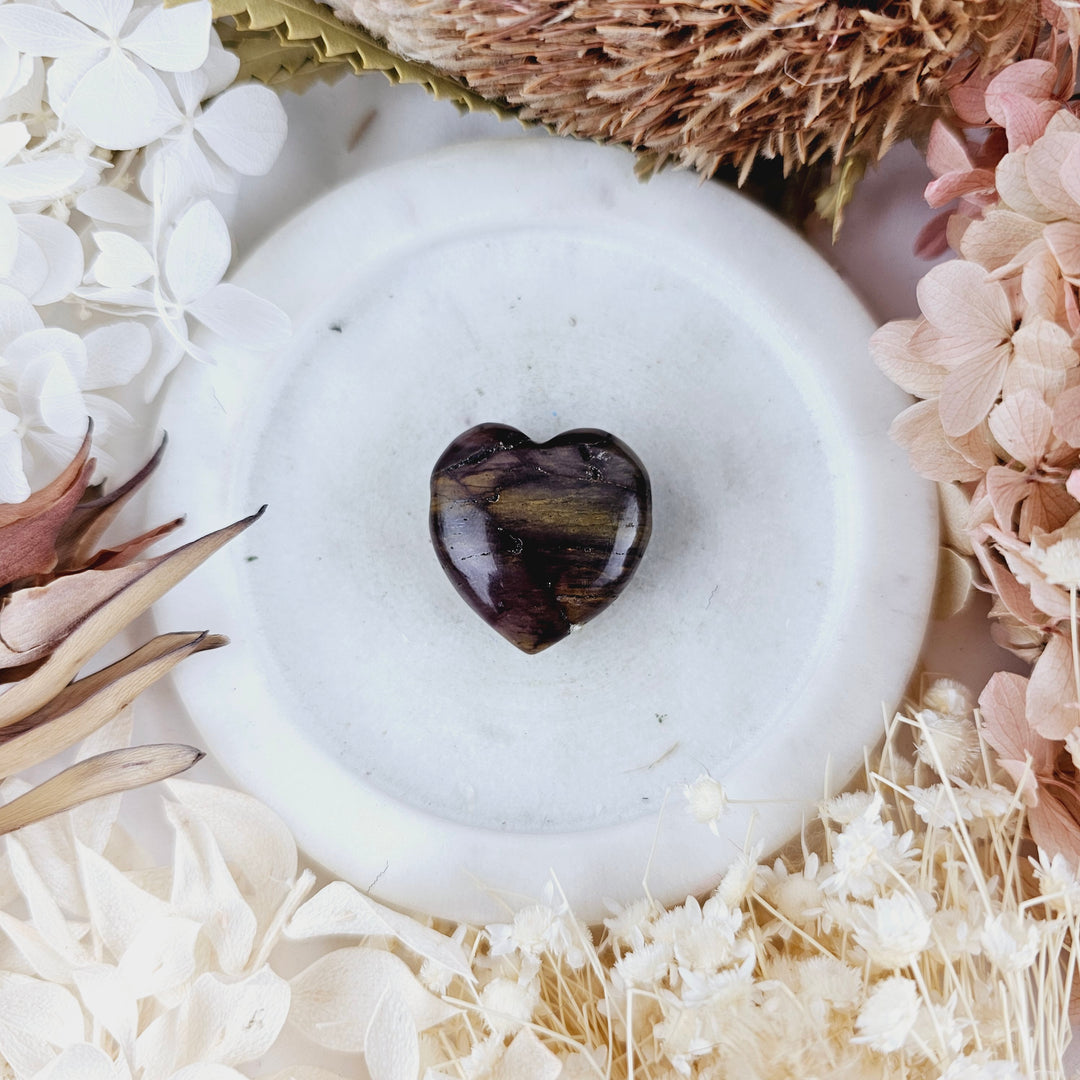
[[1, 55, 45, 121], [6, 837, 85, 964], [62, 52, 165, 151], [30, 1041, 118, 1080], [62, 0, 133, 37], [0, 425, 29, 504], [122, 0, 211, 72], [187, 283, 289, 348], [0, 911, 75, 985], [165, 780, 298, 891], [81, 320, 150, 389], [75, 185, 152, 228], [0, 199, 16, 275], [0, 973, 85, 1074], [141, 316, 187, 400], [365, 989, 419, 1080], [0, 6, 101, 58], [0, 283, 42, 346], [0, 41, 33, 100], [77, 839, 174, 960], [5, 327, 85, 376], [164, 198, 229, 303], [45, 50, 99, 114], [0, 154, 85, 204], [166, 802, 257, 975], [13, 214, 83, 305], [170, 1068, 251, 1080], [199, 37, 239, 97], [135, 968, 290, 1078], [118, 915, 200, 999], [289, 948, 456, 1052], [1, 791, 86, 916], [73, 964, 137, 1064], [92, 230, 155, 289], [196, 85, 287, 175], [287, 881, 473, 980], [2, 224, 48, 299], [0, 121, 30, 164], [168, 68, 209, 115], [16, 355, 86, 438]]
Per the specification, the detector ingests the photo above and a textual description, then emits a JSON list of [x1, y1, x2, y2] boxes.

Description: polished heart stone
[[429, 423, 652, 654]]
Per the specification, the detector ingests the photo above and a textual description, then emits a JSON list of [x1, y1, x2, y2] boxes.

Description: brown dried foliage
[[333, 0, 1042, 179]]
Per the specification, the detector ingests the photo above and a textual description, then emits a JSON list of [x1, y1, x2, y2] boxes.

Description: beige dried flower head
[[914, 709, 981, 778], [923, 678, 975, 718], [684, 774, 727, 833], [333, 0, 1043, 187]]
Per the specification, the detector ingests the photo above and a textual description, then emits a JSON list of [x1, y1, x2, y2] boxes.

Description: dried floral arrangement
[[872, 56, 1080, 865], [0, 685, 1074, 1079], [0, 432, 257, 832]]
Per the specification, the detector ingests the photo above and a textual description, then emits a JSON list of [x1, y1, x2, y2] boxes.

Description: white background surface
[[120, 72, 1024, 912]]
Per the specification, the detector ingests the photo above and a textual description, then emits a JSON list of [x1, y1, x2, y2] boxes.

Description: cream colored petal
[[869, 319, 945, 397], [961, 210, 1046, 270], [1020, 249, 1065, 321], [988, 389, 1054, 468], [890, 400, 985, 483], [1028, 632, 1080, 738], [917, 260, 1013, 337], [1045, 219, 1080, 280], [997, 149, 1058, 222], [1027, 131, 1080, 219], [939, 344, 1011, 436]]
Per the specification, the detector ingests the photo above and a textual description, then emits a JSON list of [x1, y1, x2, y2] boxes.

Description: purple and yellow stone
[[429, 423, 652, 653]]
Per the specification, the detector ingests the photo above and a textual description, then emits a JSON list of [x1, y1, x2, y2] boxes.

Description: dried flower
[[914, 709, 981, 778], [853, 976, 921, 1052], [683, 774, 727, 834], [854, 894, 933, 968]]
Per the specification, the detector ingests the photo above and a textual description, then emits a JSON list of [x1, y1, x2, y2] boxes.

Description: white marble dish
[[148, 137, 938, 923]]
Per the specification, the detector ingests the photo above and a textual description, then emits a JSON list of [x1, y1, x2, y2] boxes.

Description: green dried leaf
[[209, 0, 510, 116]]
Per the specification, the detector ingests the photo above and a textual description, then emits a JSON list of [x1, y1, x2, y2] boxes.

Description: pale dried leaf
[[0, 745, 203, 835], [166, 800, 256, 974], [1027, 632, 1079, 738], [165, 779, 296, 892], [286, 881, 472, 980], [0, 510, 262, 728], [0, 633, 223, 778], [289, 948, 456, 1052], [365, 988, 419, 1080], [933, 546, 974, 619]]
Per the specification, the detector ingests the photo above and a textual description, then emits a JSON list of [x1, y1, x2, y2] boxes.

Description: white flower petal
[[122, 0, 210, 72], [287, 881, 473, 980], [45, 49, 99, 114], [23, 355, 88, 437], [0, 200, 16, 275], [91, 229, 155, 289], [72, 965, 137, 1065], [0, 427, 29, 503], [170, 1068, 251, 1080], [197, 84, 287, 175], [5, 837, 85, 965], [63, 52, 165, 151], [166, 801, 257, 975], [0, 910, 75, 984], [199, 37, 239, 97], [5, 326, 85, 376], [0, 973, 85, 1074], [365, 990, 419, 1080], [12, 214, 83, 305], [118, 914, 200, 999], [61, 0, 133, 37], [81, 320, 150, 389], [0, 121, 30, 164], [0, 6, 101, 58], [0, 282, 43, 346], [30, 1041, 117, 1080], [0, 155, 85, 204], [76, 839, 174, 960], [1, 223, 47, 299], [165, 780, 297, 890], [289, 948, 456, 1053], [135, 968, 289, 1077], [187, 282, 289, 348], [75, 184, 152, 227], [165, 198, 229, 303]]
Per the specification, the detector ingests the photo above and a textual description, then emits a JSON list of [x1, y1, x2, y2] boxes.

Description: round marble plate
[[148, 137, 937, 923]]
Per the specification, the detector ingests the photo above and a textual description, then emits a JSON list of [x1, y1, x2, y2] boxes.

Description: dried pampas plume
[[328, 0, 1043, 181]]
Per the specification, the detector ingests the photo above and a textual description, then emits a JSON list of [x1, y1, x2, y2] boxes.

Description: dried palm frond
[[0, 428, 258, 832]]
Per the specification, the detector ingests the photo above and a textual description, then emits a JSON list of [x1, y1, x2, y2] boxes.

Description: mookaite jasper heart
[[430, 424, 652, 654]]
